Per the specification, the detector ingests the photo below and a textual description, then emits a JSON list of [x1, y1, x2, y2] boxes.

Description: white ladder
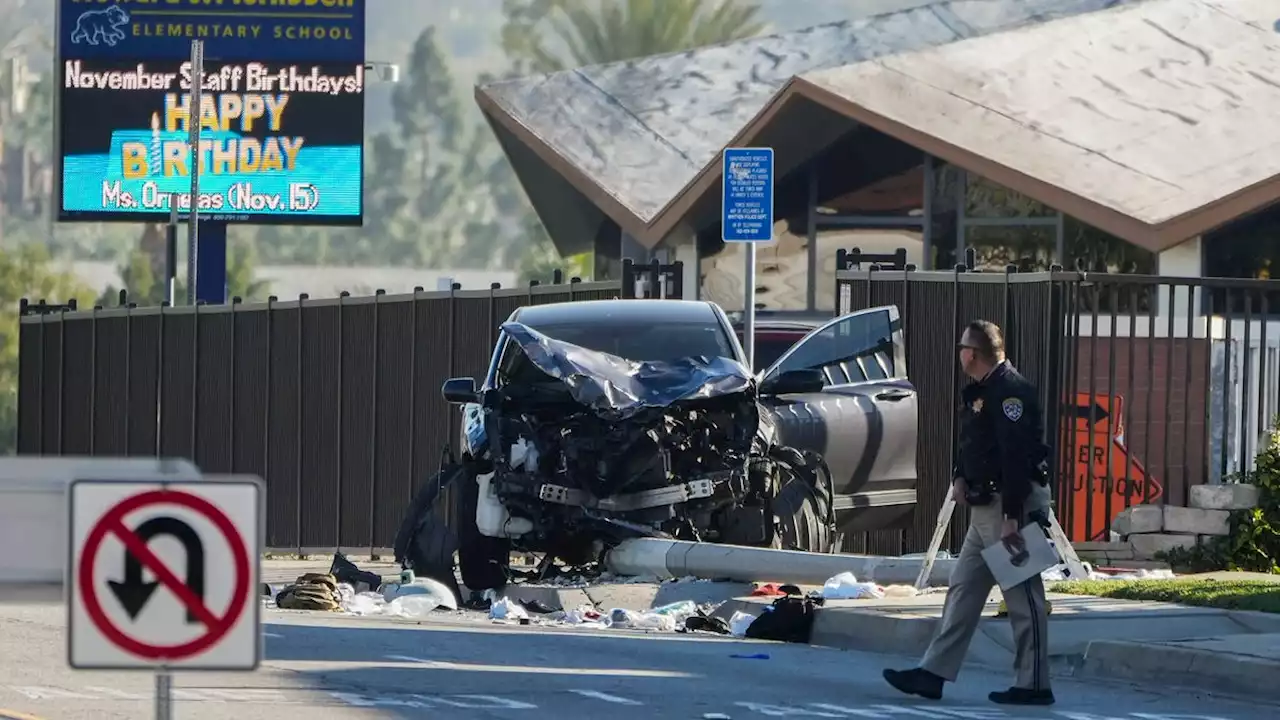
[[913, 497, 1088, 591]]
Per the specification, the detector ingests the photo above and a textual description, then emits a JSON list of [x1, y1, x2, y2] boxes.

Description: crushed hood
[[500, 322, 755, 420]]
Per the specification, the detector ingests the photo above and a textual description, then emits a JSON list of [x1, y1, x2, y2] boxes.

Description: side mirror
[[759, 368, 825, 396], [441, 377, 478, 404]]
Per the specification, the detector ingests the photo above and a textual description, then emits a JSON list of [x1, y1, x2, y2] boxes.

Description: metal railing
[[836, 263, 1280, 552]]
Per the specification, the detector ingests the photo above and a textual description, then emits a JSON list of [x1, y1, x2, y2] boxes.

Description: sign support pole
[[166, 199, 178, 306], [186, 39, 204, 307], [155, 670, 172, 719], [743, 242, 757, 368], [721, 147, 773, 369]]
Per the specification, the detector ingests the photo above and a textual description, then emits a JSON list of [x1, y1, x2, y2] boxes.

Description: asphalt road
[[0, 602, 1274, 720]]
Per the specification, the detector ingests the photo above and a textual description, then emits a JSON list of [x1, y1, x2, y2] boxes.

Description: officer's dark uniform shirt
[[955, 360, 1048, 519]]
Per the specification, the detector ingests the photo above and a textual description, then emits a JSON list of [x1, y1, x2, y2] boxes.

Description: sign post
[[68, 476, 263, 717], [721, 147, 775, 368], [186, 39, 204, 306]]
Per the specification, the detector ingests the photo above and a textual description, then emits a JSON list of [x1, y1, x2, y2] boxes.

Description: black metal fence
[[837, 264, 1280, 553], [17, 277, 641, 553]]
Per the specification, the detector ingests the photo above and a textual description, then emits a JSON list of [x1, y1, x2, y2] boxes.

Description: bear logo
[[70, 6, 131, 48]]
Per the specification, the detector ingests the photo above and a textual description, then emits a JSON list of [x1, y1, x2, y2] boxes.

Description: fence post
[[569, 276, 580, 302], [89, 305, 98, 455], [154, 300, 166, 457], [296, 293, 308, 556], [409, 286, 423, 505], [191, 299, 201, 463], [865, 265, 878, 309], [488, 283, 501, 347], [1002, 264, 1016, 338], [264, 295, 276, 526], [228, 296, 241, 471], [370, 289, 384, 554], [336, 291, 350, 551], [57, 306, 67, 454], [621, 259, 635, 299], [671, 261, 684, 299]]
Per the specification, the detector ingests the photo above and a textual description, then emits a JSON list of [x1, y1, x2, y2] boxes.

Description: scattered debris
[[490, 597, 530, 621], [275, 573, 342, 611], [330, 552, 382, 592], [821, 571, 885, 600], [742, 588, 824, 644], [383, 577, 459, 611], [728, 611, 756, 638]]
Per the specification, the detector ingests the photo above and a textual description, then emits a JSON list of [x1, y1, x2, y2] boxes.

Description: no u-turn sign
[[67, 477, 263, 671]]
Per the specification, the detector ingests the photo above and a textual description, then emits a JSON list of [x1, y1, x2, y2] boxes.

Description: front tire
[[770, 447, 836, 554]]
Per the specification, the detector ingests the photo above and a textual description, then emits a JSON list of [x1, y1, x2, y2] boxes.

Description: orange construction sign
[[1063, 393, 1163, 542]]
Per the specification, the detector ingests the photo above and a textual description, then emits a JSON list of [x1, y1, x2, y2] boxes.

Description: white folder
[[981, 522, 1060, 591]]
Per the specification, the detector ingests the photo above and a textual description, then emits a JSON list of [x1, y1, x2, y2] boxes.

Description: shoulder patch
[[1002, 397, 1024, 422]]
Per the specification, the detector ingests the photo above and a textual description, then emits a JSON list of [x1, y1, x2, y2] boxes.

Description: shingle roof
[[476, 0, 1141, 253]]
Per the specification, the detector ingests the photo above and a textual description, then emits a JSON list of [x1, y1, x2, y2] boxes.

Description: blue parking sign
[[721, 148, 775, 243]]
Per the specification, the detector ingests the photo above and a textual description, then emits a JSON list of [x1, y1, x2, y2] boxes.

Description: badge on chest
[[971, 398, 984, 413]]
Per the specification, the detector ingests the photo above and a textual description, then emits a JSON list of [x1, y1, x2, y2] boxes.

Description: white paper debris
[[821, 571, 886, 599], [728, 611, 756, 638], [386, 595, 451, 619], [489, 597, 530, 621]]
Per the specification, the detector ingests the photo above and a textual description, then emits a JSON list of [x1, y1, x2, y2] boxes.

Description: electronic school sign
[[55, 0, 366, 225]]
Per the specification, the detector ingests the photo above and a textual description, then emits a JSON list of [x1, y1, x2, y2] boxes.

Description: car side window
[[770, 310, 898, 387]]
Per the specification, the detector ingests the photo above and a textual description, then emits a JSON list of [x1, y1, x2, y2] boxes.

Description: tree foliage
[[501, 0, 767, 73], [0, 244, 96, 453]]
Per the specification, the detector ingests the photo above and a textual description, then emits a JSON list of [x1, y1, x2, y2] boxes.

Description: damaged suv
[[394, 299, 919, 598]]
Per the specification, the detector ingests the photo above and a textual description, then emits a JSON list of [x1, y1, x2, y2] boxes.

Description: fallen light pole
[[604, 538, 956, 588]]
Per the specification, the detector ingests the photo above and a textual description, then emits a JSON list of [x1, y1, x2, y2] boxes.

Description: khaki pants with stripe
[[920, 484, 1052, 691]]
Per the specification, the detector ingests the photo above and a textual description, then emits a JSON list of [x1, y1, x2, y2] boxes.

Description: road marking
[[384, 654, 691, 678], [568, 689, 643, 705], [328, 692, 537, 709], [0, 710, 46, 720], [735, 703, 843, 717]]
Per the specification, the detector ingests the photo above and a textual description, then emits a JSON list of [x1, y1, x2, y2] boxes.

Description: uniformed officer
[[883, 320, 1054, 706]]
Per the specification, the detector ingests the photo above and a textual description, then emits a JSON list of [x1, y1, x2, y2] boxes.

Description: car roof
[[511, 299, 724, 328]]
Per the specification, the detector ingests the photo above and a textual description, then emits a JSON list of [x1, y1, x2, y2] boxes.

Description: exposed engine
[[473, 386, 775, 562]]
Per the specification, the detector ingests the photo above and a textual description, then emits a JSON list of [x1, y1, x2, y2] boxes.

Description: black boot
[[989, 687, 1055, 706], [882, 668, 944, 700]]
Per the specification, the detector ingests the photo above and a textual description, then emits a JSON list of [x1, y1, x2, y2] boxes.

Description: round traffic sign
[[77, 489, 252, 661]]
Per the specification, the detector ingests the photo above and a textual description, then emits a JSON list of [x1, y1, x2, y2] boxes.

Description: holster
[[965, 478, 998, 506]]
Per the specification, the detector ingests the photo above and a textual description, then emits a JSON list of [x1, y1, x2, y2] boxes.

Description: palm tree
[[501, 0, 767, 73]]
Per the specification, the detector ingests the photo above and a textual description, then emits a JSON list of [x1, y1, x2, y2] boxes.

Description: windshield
[[527, 320, 737, 362]]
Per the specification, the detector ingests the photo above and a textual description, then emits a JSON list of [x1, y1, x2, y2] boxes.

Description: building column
[[1156, 235, 1203, 323]]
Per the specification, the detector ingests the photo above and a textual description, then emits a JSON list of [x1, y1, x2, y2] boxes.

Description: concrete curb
[[502, 581, 756, 612], [715, 594, 1271, 675], [1079, 639, 1280, 702]]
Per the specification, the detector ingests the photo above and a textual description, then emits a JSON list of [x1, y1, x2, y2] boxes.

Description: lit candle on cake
[[149, 112, 162, 177]]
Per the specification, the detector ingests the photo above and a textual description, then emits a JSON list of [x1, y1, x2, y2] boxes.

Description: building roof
[[720, 0, 1280, 252], [476, 0, 1144, 254]]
